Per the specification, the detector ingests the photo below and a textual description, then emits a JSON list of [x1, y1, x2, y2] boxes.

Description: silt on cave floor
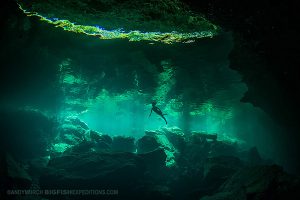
[[1, 0, 300, 200]]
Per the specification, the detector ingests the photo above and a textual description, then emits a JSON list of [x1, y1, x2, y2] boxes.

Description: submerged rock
[[137, 135, 160, 154], [63, 140, 95, 154], [68, 117, 89, 130], [143, 185, 172, 200], [90, 130, 113, 145], [238, 147, 263, 166], [202, 156, 244, 192], [27, 156, 50, 178], [139, 148, 167, 169], [149, 131, 177, 167], [57, 117, 89, 145], [179, 134, 211, 167], [40, 149, 168, 199], [40, 152, 145, 190], [190, 132, 218, 143], [162, 127, 186, 152], [89, 130, 112, 152], [209, 141, 239, 157], [90, 130, 112, 144], [1, 153, 32, 189], [201, 165, 300, 200], [111, 136, 136, 153], [51, 143, 72, 154], [0, 108, 55, 160], [59, 128, 83, 145]]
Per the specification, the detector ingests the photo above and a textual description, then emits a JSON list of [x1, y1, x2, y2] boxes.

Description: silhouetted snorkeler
[[149, 101, 167, 124]]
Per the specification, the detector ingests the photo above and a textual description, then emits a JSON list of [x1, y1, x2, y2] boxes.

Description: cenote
[[1, 0, 299, 200]]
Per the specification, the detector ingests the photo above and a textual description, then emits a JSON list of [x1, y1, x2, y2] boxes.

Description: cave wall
[[184, 0, 300, 173]]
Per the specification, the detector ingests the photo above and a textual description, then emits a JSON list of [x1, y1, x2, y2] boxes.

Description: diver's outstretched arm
[[149, 109, 153, 118]]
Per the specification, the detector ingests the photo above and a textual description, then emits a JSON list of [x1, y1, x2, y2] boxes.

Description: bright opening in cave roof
[[17, 0, 219, 44]]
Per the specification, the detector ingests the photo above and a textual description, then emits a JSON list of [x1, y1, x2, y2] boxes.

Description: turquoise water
[[50, 32, 278, 159], [2, 1, 298, 199]]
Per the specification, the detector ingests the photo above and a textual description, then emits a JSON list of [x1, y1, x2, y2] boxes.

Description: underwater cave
[[0, 0, 299, 200]]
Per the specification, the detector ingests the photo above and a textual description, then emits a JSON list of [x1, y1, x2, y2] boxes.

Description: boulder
[[190, 132, 217, 143], [27, 156, 50, 178], [58, 124, 87, 145], [136, 135, 160, 154], [2, 153, 32, 189], [179, 136, 210, 167], [201, 165, 300, 200], [139, 148, 167, 169], [152, 132, 177, 167], [0, 109, 54, 160], [143, 185, 172, 200], [40, 152, 145, 191], [145, 130, 159, 137], [51, 143, 72, 154], [56, 117, 89, 146], [200, 191, 246, 200], [202, 156, 244, 194], [162, 127, 186, 152], [39, 150, 168, 199], [89, 130, 112, 144], [209, 141, 239, 157], [89, 130, 112, 152], [111, 136, 136, 153], [63, 140, 95, 154], [68, 117, 89, 130], [238, 147, 262, 166]]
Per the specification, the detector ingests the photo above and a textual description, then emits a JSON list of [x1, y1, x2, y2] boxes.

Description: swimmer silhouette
[[149, 101, 167, 124]]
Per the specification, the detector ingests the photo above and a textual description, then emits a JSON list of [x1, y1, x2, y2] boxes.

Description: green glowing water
[[12, 1, 279, 155]]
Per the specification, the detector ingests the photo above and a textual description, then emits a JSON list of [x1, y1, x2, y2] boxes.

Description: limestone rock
[[56, 117, 89, 146], [3, 153, 32, 189], [200, 165, 300, 200], [137, 135, 160, 154], [39, 150, 168, 199], [203, 156, 244, 189], [111, 136, 136, 153]]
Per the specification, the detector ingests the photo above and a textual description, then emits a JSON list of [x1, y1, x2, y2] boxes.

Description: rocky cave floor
[[1, 109, 300, 200]]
